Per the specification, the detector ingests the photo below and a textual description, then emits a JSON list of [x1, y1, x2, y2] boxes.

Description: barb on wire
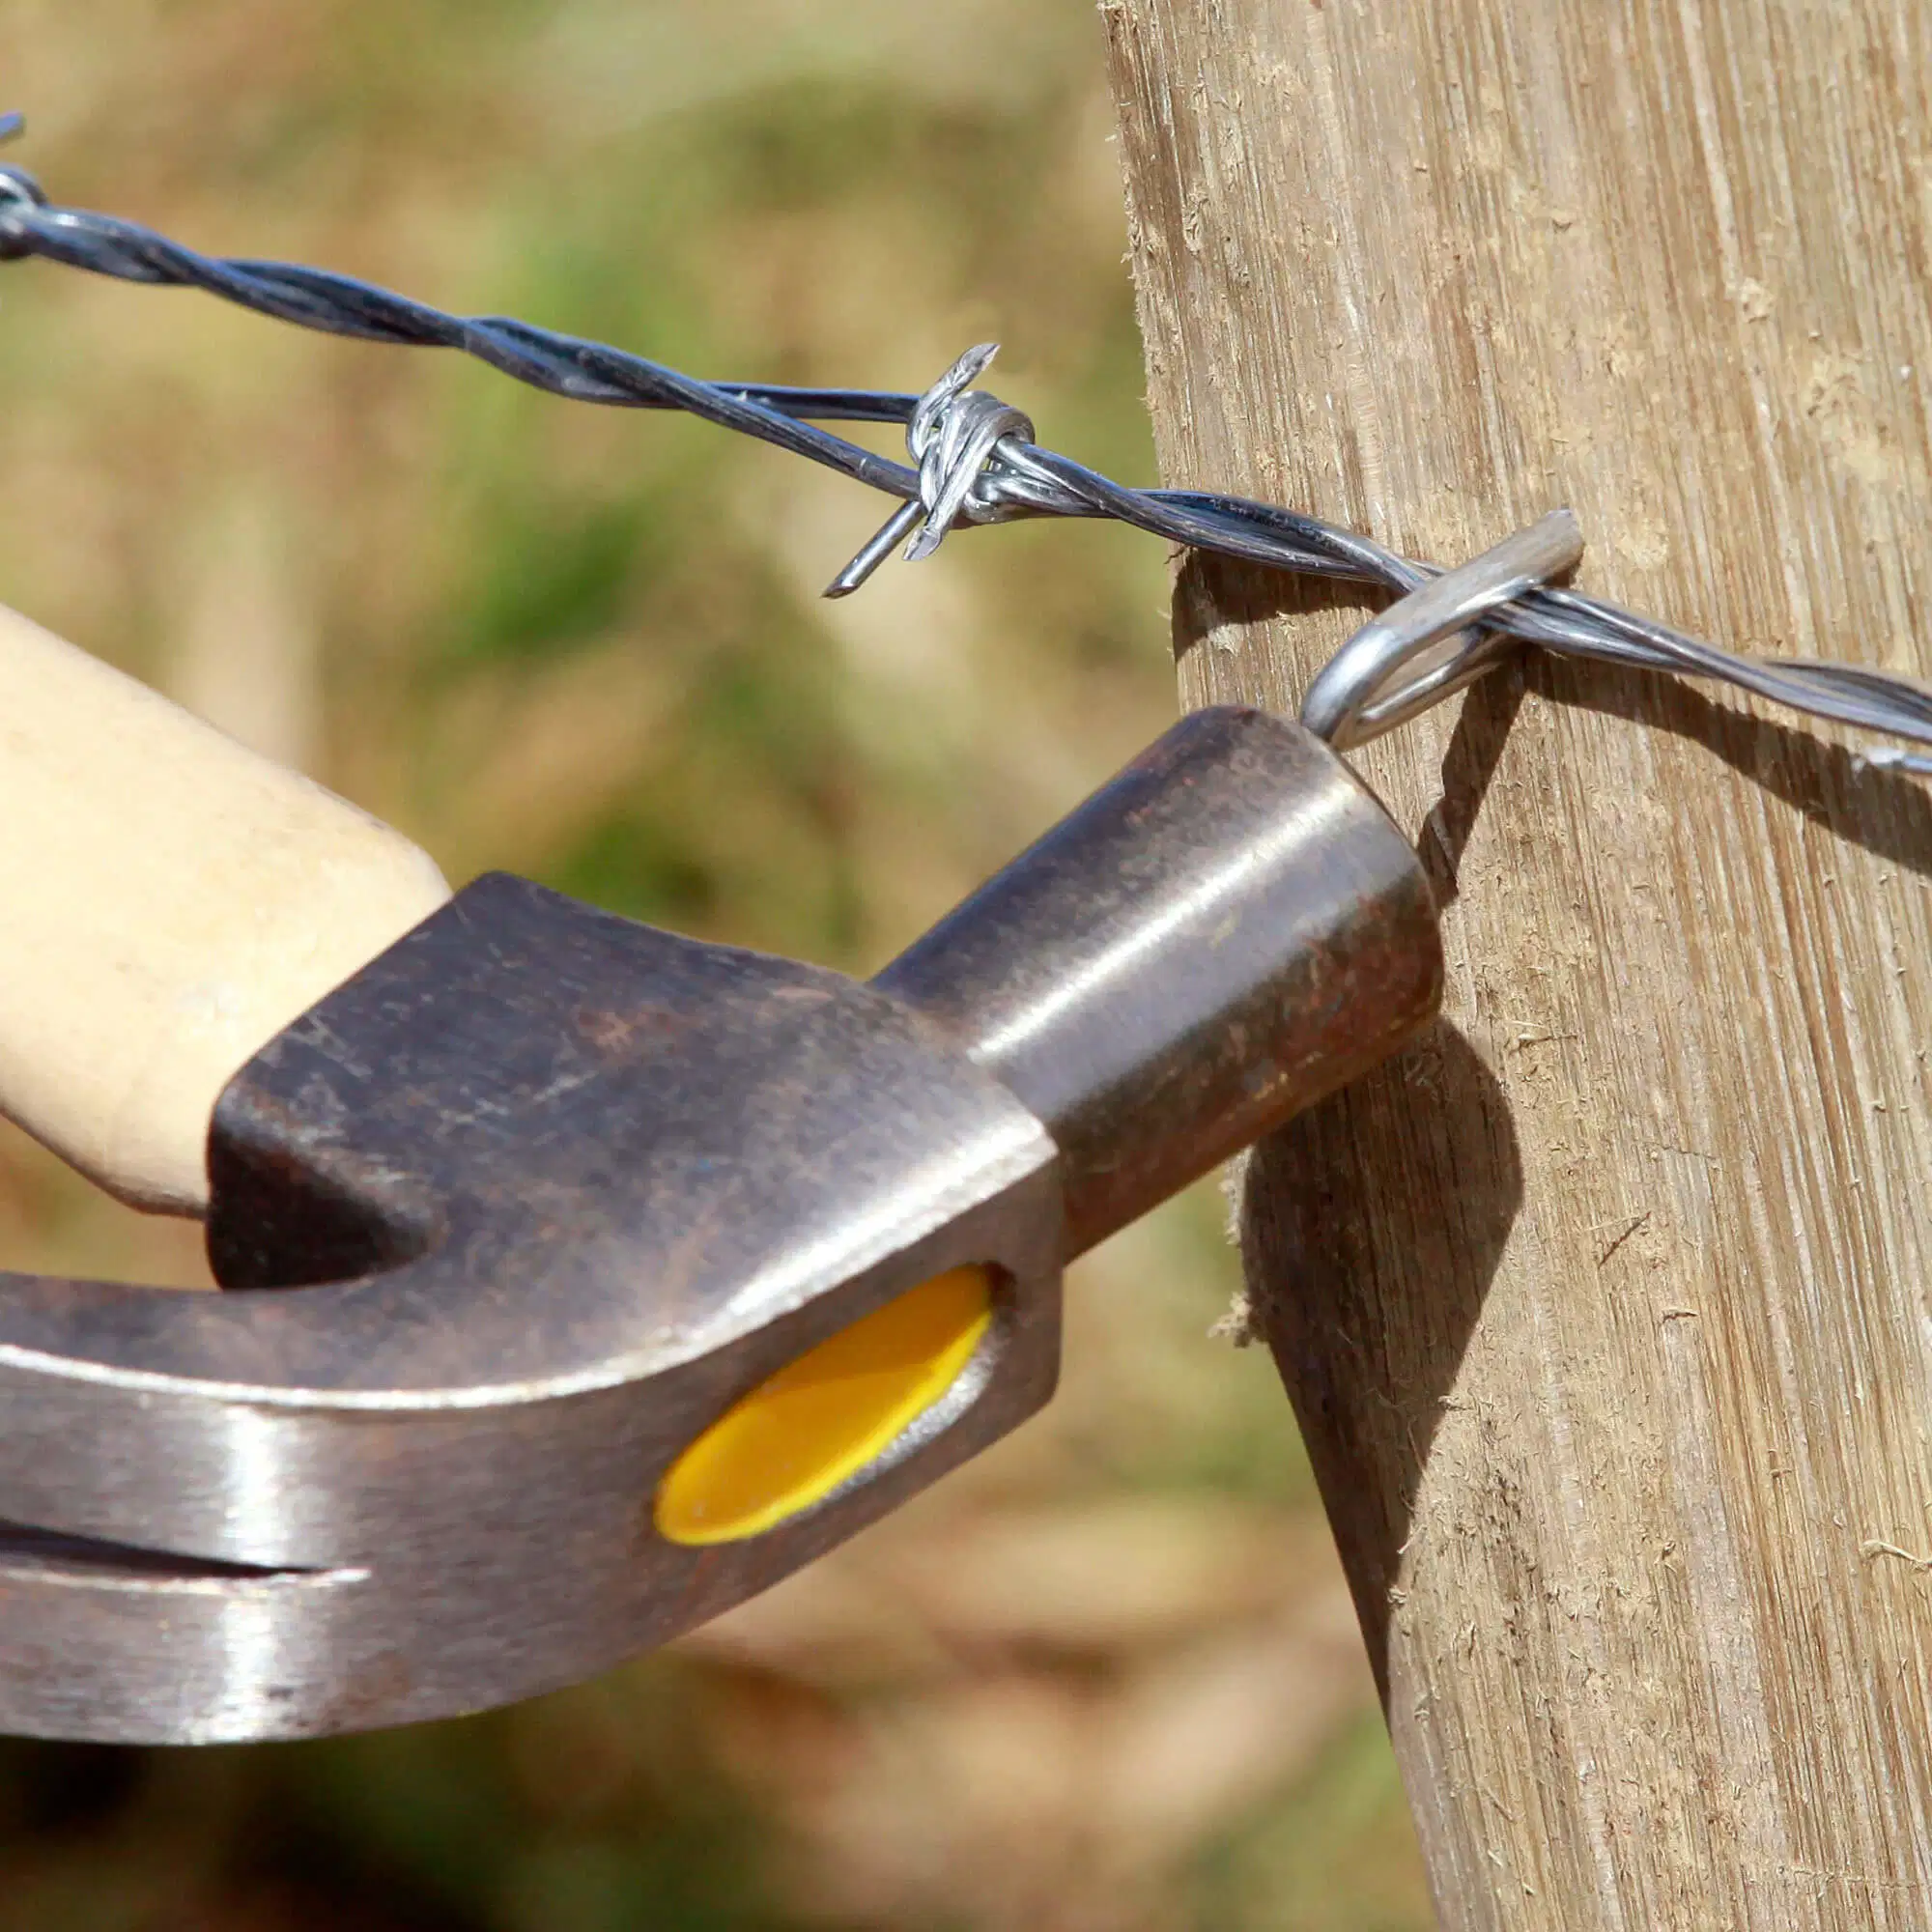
[[825, 342, 1038, 596], [1, 123, 1930, 774]]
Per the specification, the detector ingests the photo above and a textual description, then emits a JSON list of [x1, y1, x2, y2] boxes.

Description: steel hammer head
[[0, 706, 1437, 1742]]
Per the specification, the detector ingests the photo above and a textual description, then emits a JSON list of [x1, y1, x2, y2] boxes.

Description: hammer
[[0, 517, 1574, 1740]]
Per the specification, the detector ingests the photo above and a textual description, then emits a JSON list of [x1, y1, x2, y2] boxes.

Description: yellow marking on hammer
[[654, 1265, 993, 1546]]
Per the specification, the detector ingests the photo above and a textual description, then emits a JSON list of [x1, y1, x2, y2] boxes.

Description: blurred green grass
[[0, 5, 1433, 1926]]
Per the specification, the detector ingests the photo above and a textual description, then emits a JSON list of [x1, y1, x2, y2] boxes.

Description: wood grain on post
[[1105, 4, 1932, 1925]]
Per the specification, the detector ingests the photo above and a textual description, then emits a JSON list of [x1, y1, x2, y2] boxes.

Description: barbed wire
[[2, 127, 1930, 773]]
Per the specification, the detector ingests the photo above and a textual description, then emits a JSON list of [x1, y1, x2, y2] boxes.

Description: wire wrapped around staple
[[4, 128, 1932, 772]]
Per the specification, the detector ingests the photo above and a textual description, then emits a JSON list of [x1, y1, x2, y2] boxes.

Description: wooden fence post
[[1105, 4, 1932, 1925]]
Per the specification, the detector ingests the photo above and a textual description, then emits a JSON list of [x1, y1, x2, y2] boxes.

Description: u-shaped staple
[[1299, 509, 1584, 750]]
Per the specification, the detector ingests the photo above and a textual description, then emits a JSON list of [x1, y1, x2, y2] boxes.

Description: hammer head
[[0, 706, 1435, 1742]]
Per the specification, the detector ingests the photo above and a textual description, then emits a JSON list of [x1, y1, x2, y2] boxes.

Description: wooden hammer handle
[[0, 604, 451, 1217]]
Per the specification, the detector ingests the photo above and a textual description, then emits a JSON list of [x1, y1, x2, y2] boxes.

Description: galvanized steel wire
[[4, 130, 1932, 773]]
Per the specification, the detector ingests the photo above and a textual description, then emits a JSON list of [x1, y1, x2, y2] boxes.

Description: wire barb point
[[826, 344, 1035, 597], [0, 113, 23, 148]]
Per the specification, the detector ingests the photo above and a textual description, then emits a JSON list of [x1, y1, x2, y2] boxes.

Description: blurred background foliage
[[0, 2, 1432, 1925]]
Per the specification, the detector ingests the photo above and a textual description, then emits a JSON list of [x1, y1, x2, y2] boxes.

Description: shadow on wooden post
[[1240, 1025, 1521, 1702], [1170, 547, 1530, 1703]]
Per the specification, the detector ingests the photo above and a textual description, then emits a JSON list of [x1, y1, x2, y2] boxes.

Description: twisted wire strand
[[3, 158, 1931, 772]]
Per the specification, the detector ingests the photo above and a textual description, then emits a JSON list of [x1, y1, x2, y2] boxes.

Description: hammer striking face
[[0, 696, 1437, 1742]]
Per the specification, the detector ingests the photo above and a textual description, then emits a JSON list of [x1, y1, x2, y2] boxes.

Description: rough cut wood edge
[[1104, 4, 1932, 1926]]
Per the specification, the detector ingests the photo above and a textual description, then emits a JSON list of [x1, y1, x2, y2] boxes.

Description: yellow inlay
[[654, 1265, 994, 1547]]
